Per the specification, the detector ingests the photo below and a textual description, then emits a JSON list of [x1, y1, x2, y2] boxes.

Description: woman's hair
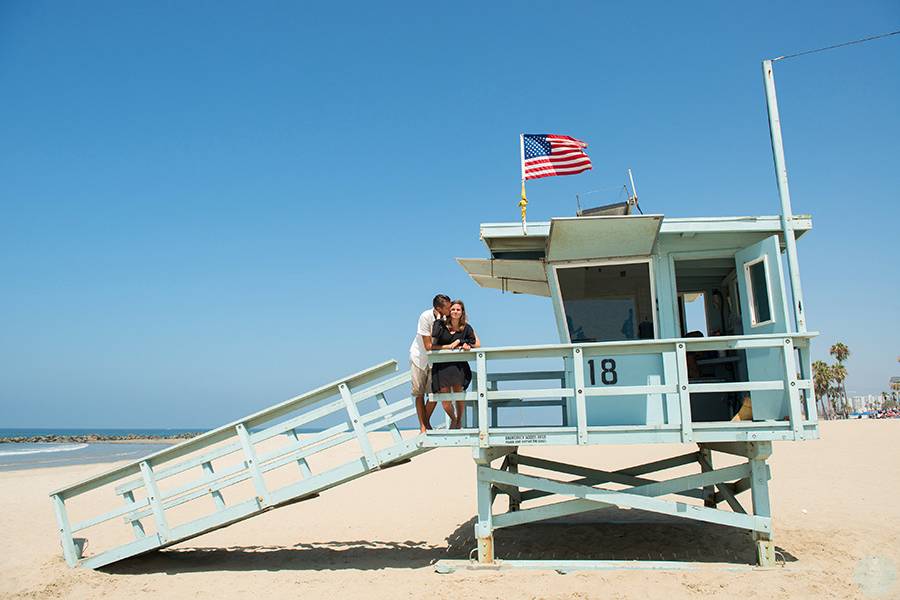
[[448, 299, 468, 331]]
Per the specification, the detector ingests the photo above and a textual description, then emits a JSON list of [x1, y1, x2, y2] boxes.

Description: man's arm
[[421, 334, 433, 351]]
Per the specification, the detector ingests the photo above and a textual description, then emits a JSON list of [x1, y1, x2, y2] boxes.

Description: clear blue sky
[[2, 1, 898, 428]]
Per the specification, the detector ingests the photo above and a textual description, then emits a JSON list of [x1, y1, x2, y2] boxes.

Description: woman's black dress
[[431, 320, 476, 392]]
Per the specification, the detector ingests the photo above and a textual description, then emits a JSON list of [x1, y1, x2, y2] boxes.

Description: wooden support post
[[475, 465, 495, 563], [52, 494, 79, 567], [123, 490, 146, 538], [139, 461, 170, 543], [201, 462, 226, 510], [476, 352, 489, 447], [675, 343, 693, 443], [698, 447, 716, 508], [235, 423, 271, 508], [749, 456, 775, 566], [573, 347, 588, 444], [338, 382, 379, 469], [286, 430, 313, 477]]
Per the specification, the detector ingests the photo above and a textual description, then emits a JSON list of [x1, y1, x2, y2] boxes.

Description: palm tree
[[812, 360, 832, 419], [829, 342, 850, 364], [831, 363, 848, 418], [829, 343, 851, 413]]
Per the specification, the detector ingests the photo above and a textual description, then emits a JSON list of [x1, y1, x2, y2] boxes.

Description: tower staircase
[[50, 360, 429, 569]]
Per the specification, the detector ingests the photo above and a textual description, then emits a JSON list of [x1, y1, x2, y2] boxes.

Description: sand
[[1, 420, 898, 599]]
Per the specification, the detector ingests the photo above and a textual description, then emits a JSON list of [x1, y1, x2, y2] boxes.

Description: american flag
[[521, 134, 592, 180]]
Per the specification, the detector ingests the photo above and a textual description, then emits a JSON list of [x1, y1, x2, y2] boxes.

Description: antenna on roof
[[627, 168, 643, 214]]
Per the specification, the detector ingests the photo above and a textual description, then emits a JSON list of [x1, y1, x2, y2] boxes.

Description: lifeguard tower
[[48, 206, 818, 571], [50, 61, 817, 571]]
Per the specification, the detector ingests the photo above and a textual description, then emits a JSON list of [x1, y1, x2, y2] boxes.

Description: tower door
[[734, 235, 790, 419]]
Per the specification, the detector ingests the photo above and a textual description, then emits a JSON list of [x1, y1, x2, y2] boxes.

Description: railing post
[[675, 342, 693, 443], [51, 494, 79, 567], [286, 430, 314, 477], [338, 382, 379, 469], [201, 461, 227, 510], [235, 423, 271, 507], [477, 352, 489, 447], [573, 347, 588, 444], [559, 374, 569, 426], [797, 343, 818, 423], [122, 490, 146, 538], [780, 337, 804, 440], [489, 380, 499, 429], [139, 461, 170, 543], [376, 393, 405, 444]]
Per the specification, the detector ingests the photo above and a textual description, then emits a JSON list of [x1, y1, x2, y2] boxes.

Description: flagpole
[[519, 133, 527, 235]]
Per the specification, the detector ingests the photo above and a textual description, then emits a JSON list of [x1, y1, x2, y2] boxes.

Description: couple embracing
[[409, 294, 481, 432]]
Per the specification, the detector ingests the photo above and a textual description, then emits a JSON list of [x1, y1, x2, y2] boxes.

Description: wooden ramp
[[50, 360, 429, 569]]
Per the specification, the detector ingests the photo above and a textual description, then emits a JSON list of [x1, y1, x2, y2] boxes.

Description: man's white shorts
[[411, 362, 432, 397]]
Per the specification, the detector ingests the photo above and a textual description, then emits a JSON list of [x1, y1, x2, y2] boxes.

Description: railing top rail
[[50, 360, 398, 499], [429, 332, 818, 364]]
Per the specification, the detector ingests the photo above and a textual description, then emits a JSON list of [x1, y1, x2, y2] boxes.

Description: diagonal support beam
[[715, 477, 751, 505], [697, 453, 746, 514], [514, 455, 704, 503], [484, 464, 768, 534]]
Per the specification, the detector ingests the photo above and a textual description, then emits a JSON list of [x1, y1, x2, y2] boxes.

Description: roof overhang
[[456, 258, 550, 297], [546, 215, 663, 262]]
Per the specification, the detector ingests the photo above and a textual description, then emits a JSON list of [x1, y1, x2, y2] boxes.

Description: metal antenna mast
[[762, 60, 806, 333]]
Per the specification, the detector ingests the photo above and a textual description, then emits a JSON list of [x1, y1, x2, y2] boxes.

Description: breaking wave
[[0, 443, 89, 457]]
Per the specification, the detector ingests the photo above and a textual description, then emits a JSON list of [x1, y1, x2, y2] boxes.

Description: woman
[[430, 299, 480, 429]]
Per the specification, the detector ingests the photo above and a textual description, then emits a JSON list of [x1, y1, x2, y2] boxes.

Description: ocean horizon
[[0, 425, 421, 472]]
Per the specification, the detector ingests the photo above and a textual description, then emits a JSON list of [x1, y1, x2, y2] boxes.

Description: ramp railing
[[428, 332, 818, 447], [50, 360, 425, 569]]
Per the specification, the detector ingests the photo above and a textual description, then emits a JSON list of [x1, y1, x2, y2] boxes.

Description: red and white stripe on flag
[[522, 134, 592, 181]]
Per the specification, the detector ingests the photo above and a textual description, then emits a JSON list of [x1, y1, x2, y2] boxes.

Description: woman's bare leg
[[451, 385, 465, 428], [439, 386, 454, 428]]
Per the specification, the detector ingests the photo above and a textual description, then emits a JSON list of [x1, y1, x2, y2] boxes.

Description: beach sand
[[2, 420, 898, 599]]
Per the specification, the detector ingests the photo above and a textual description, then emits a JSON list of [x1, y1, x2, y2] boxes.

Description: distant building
[[849, 395, 879, 413], [891, 377, 900, 392]]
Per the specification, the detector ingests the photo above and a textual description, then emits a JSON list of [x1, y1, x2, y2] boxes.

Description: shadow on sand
[[102, 509, 798, 575]]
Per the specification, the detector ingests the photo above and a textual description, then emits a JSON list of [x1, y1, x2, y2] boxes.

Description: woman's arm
[[430, 320, 460, 350], [462, 325, 480, 350], [431, 339, 461, 350]]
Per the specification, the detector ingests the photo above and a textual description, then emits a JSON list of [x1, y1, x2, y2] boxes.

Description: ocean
[[0, 427, 206, 438], [0, 428, 205, 472], [0, 441, 176, 471]]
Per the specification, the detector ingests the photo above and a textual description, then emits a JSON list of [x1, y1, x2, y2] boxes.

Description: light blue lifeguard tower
[[50, 60, 817, 571]]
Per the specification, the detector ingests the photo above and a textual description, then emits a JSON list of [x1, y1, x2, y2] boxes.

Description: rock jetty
[[0, 432, 201, 444]]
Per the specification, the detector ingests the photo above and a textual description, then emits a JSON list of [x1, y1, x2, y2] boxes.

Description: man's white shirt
[[409, 308, 438, 369]]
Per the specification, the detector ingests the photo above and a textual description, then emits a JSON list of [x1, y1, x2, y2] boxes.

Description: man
[[410, 294, 451, 432]]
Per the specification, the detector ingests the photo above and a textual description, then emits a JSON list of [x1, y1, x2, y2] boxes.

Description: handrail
[[51, 360, 399, 499], [428, 332, 818, 447]]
